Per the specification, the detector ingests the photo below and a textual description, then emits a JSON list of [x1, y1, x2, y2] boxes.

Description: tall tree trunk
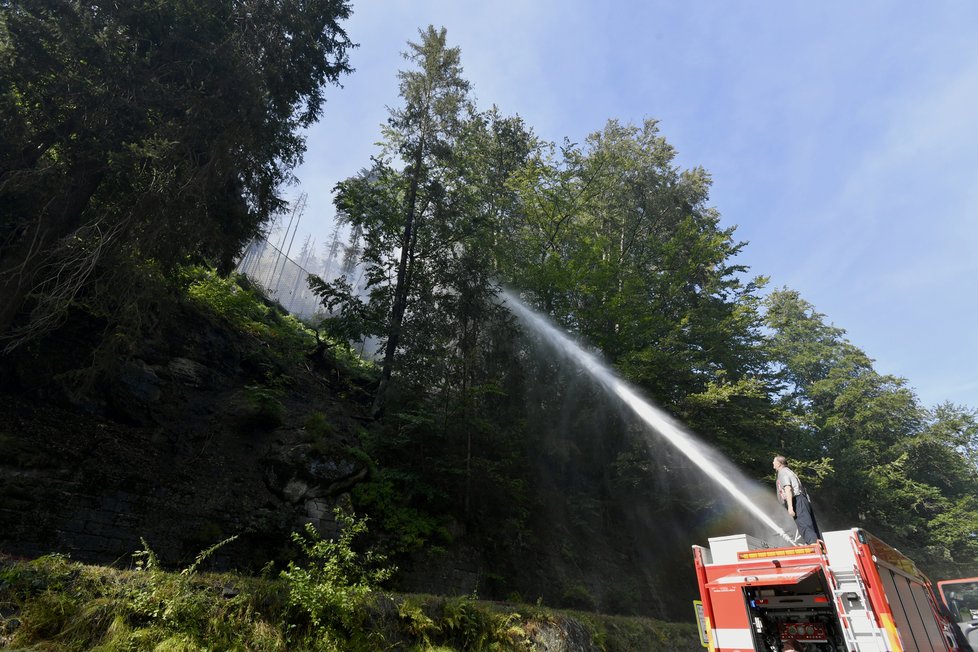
[[372, 145, 424, 417]]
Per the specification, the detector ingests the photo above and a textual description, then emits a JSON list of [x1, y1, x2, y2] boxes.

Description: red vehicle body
[[692, 528, 961, 651], [937, 577, 978, 651]]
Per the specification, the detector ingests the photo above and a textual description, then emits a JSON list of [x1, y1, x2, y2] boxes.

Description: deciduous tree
[[763, 288, 978, 571]]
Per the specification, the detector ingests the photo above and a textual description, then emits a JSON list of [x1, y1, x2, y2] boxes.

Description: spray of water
[[501, 290, 795, 545]]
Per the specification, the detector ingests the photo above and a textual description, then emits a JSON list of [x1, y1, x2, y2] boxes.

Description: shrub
[[181, 266, 317, 361], [281, 508, 395, 644], [396, 595, 531, 651], [560, 583, 596, 611], [182, 266, 269, 327], [351, 475, 453, 555]]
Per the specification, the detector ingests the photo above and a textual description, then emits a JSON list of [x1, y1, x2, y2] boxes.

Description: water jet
[[501, 289, 795, 545]]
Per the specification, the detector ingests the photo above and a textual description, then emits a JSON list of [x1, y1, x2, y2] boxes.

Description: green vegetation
[[311, 25, 978, 597], [281, 509, 395, 645], [182, 266, 317, 358], [396, 594, 533, 651], [2, 0, 978, 639], [0, 556, 699, 651], [241, 383, 287, 429], [0, 547, 295, 651], [180, 263, 376, 394], [0, 0, 353, 344]]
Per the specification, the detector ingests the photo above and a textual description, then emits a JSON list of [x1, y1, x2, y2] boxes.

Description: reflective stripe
[[880, 612, 903, 651], [712, 627, 755, 649]]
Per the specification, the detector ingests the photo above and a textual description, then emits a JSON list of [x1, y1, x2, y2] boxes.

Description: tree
[[329, 26, 472, 416], [499, 119, 774, 464], [0, 0, 353, 345], [763, 289, 978, 572], [321, 222, 344, 279], [313, 33, 543, 550], [420, 108, 538, 514]]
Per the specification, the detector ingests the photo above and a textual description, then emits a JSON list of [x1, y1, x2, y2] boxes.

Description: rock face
[[0, 301, 370, 571], [0, 294, 697, 621], [526, 617, 600, 651]]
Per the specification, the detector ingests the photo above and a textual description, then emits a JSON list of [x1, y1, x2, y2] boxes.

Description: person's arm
[[784, 484, 795, 517]]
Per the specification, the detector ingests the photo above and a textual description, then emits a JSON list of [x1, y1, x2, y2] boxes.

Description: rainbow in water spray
[[502, 290, 796, 545]]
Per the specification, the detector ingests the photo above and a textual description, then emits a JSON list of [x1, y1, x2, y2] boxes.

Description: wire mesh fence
[[235, 237, 324, 321]]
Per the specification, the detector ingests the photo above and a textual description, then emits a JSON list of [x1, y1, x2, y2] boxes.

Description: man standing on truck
[[773, 455, 821, 544]]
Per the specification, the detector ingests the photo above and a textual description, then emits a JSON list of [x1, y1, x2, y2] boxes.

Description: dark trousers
[[791, 494, 821, 544]]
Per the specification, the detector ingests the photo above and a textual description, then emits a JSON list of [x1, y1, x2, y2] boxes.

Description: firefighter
[[773, 455, 822, 545]]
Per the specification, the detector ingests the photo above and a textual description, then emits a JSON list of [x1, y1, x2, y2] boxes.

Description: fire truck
[[937, 577, 978, 650], [692, 528, 964, 651]]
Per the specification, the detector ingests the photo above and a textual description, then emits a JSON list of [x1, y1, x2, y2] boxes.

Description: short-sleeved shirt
[[776, 467, 807, 504]]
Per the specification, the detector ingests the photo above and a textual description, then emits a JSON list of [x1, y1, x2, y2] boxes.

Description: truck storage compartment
[[740, 567, 846, 651]]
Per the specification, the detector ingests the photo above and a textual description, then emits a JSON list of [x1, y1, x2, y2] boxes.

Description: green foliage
[[503, 120, 766, 405], [304, 411, 337, 453], [353, 475, 454, 555], [569, 611, 703, 652], [0, 538, 306, 651], [181, 265, 374, 408], [183, 266, 272, 326], [560, 583, 597, 611], [929, 496, 978, 565], [308, 273, 383, 345], [397, 595, 531, 651], [763, 288, 978, 575], [787, 456, 835, 491], [326, 26, 536, 419], [280, 509, 396, 641], [0, 553, 703, 650], [0, 0, 353, 342], [3, 553, 78, 595], [182, 266, 316, 354], [242, 383, 286, 429], [126, 535, 238, 629], [440, 595, 530, 651], [302, 411, 334, 438], [345, 408, 471, 558], [398, 598, 441, 645]]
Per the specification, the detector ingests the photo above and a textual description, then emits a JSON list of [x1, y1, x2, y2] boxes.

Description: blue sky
[[292, 1, 978, 409]]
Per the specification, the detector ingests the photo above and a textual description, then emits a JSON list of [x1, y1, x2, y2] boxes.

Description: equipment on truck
[[693, 528, 961, 651]]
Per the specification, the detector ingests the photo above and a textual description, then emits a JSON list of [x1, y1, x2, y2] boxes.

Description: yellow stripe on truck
[[738, 546, 818, 559], [880, 612, 903, 651]]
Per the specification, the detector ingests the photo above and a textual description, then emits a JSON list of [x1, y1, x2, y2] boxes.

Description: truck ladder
[[830, 566, 889, 651]]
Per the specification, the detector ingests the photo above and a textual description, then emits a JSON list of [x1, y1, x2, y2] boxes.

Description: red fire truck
[[937, 577, 978, 651], [692, 528, 963, 651]]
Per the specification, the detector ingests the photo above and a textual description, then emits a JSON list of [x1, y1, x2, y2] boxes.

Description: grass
[[0, 555, 700, 651]]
